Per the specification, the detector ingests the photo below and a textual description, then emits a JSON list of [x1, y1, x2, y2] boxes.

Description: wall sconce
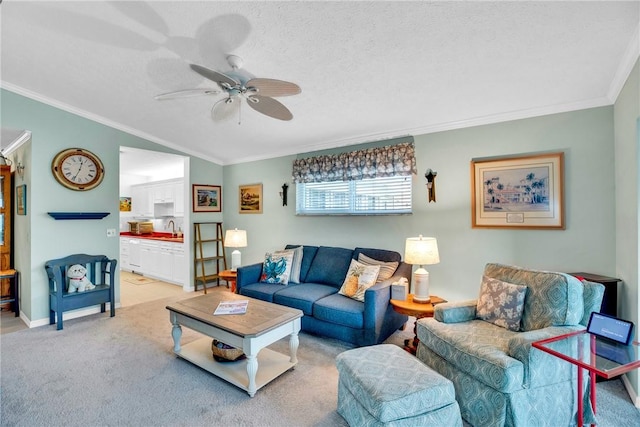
[[425, 169, 437, 203], [280, 183, 289, 206], [16, 162, 25, 178]]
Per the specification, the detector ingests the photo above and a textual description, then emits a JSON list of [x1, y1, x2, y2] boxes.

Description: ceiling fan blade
[[247, 78, 301, 97], [154, 88, 219, 100], [190, 64, 238, 88], [211, 97, 240, 122], [247, 95, 293, 121]]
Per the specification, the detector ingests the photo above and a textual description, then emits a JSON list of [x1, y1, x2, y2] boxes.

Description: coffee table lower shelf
[[175, 337, 296, 395]]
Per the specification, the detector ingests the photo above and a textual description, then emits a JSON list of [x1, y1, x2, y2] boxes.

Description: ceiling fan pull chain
[[238, 99, 242, 125]]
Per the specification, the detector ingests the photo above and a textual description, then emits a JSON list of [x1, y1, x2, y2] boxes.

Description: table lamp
[[404, 235, 440, 303], [224, 228, 247, 271]]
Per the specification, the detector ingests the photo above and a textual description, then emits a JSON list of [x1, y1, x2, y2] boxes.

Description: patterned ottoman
[[336, 344, 462, 426]]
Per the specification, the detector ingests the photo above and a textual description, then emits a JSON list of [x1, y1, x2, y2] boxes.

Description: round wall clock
[[51, 148, 105, 191]]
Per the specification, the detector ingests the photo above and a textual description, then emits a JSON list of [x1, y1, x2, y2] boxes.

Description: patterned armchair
[[416, 263, 605, 427]]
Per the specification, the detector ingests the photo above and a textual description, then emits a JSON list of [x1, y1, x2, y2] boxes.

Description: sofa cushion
[[417, 318, 524, 393], [477, 275, 527, 331], [260, 250, 294, 284], [357, 253, 399, 283], [285, 244, 319, 283], [484, 263, 583, 331], [305, 246, 354, 287], [314, 293, 365, 329], [238, 283, 285, 302], [273, 283, 338, 315], [338, 259, 381, 302]]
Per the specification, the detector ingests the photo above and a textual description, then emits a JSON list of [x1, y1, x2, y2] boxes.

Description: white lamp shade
[[224, 229, 247, 248], [404, 236, 439, 266]]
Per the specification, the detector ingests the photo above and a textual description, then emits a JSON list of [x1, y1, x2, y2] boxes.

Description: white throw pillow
[[260, 250, 295, 285], [338, 259, 381, 302], [357, 253, 399, 283]]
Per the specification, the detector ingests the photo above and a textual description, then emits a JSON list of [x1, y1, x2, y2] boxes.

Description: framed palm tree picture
[[471, 152, 564, 229]]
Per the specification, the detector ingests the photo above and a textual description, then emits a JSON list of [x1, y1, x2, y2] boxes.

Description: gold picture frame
[[192, 184, 222, 212], [16, 184, 26, 215], [239, 183, 263, 214], [471, 152, 564, 229]]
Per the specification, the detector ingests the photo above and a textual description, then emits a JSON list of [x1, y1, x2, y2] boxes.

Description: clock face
[[52, 148, 105, 191]]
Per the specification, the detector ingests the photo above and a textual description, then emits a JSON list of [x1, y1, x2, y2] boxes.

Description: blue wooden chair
[[45, 254, 117, 330]]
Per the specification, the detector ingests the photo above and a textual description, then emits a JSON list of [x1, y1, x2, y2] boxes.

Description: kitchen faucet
[[167, 220, 176, 237]]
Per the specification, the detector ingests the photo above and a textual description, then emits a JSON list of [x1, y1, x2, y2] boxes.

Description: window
[[296, 175, 412, 215]]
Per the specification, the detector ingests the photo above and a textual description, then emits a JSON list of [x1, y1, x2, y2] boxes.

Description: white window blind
[[296, 176, 412, 215]]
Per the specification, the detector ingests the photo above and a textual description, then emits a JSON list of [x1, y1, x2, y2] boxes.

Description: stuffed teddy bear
[[67, 264, 95, 293]]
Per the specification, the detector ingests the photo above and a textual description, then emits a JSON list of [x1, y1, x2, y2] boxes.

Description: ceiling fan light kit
[[156, 55, 301, 123]]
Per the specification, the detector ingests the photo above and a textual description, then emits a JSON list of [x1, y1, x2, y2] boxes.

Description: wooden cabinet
[[569, 272, 620, 317], [0, 165, 12, 309]]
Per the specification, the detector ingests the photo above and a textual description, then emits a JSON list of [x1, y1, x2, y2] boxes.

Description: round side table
[[218, 270, 238, 293], [390, 294, 446, 354]]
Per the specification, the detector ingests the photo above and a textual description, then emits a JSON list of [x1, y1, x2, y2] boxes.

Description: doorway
[[119, 146, 191, 305]]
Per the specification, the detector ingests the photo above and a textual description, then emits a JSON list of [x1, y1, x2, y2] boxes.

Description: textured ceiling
[[2, 1, 639, 166]]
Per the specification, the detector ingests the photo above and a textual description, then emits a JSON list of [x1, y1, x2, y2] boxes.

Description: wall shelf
[[48, 212, 110, 220]]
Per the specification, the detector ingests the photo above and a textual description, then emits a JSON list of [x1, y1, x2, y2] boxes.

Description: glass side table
[[532, 330, 640, 427]]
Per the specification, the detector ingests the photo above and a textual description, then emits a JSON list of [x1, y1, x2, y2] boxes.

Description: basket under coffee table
[[166, 293, 303, 397]]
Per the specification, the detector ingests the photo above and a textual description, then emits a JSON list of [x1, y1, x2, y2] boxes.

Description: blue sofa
[[416, 263, 605, 427], [236, 245, 411, 346]]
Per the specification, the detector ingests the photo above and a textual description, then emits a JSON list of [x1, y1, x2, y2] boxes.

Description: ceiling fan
[[155, 55, 301, 122]]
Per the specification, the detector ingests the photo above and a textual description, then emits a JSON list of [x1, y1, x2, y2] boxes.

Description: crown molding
[[607, 22, 640, 103], [0, 82, 224, 165]]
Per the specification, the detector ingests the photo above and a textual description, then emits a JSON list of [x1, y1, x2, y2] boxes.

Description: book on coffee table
[[214, 300, 249, 315]]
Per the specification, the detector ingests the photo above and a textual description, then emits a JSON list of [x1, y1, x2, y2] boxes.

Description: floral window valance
[[292, 141, 417, 183]]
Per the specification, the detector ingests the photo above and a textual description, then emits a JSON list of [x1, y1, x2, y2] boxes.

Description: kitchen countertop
[[120, 232, 184, 243]]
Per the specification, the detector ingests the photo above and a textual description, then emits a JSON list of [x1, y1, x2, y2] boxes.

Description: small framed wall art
[[16, 184, 26, 215], [239, 183, 263, 214], [119, 197, 131, 212], [192, 184, 222, 212], [471, 152, 564, 229]]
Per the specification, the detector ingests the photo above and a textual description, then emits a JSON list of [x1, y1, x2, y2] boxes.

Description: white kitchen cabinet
[[153, 182, 175, 203], [131, 185, 153, 217], [173, 181, 185, 216], [157, 243, 174, 282], [171, 244, 187, 285], [120, 238, 131, 271]]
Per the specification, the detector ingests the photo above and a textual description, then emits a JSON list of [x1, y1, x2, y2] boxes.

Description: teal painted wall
[[1, 89, 222, 323], [614, 58, 639, 396], [223, 106, 617, 302]]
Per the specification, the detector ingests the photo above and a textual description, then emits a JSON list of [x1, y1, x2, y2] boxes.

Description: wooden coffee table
[[390, 294, 446, 354], [166, 292, 303, 397]]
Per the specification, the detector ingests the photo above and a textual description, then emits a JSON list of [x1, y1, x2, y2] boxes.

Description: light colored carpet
[[1, 296, 638, 426]]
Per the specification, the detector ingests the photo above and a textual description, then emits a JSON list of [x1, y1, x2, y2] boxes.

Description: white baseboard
[[621, 374, 640, 408], [26, 302, 120, 328]]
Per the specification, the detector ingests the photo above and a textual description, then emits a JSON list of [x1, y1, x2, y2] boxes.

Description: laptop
[[586, 312, 635, 366]]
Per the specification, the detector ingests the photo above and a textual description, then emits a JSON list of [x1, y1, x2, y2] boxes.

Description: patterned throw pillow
[[260, 250, 294, 285], [357, 253, 399, 283], [476, 275, 527, 331], [338, 259, 381, 302]]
